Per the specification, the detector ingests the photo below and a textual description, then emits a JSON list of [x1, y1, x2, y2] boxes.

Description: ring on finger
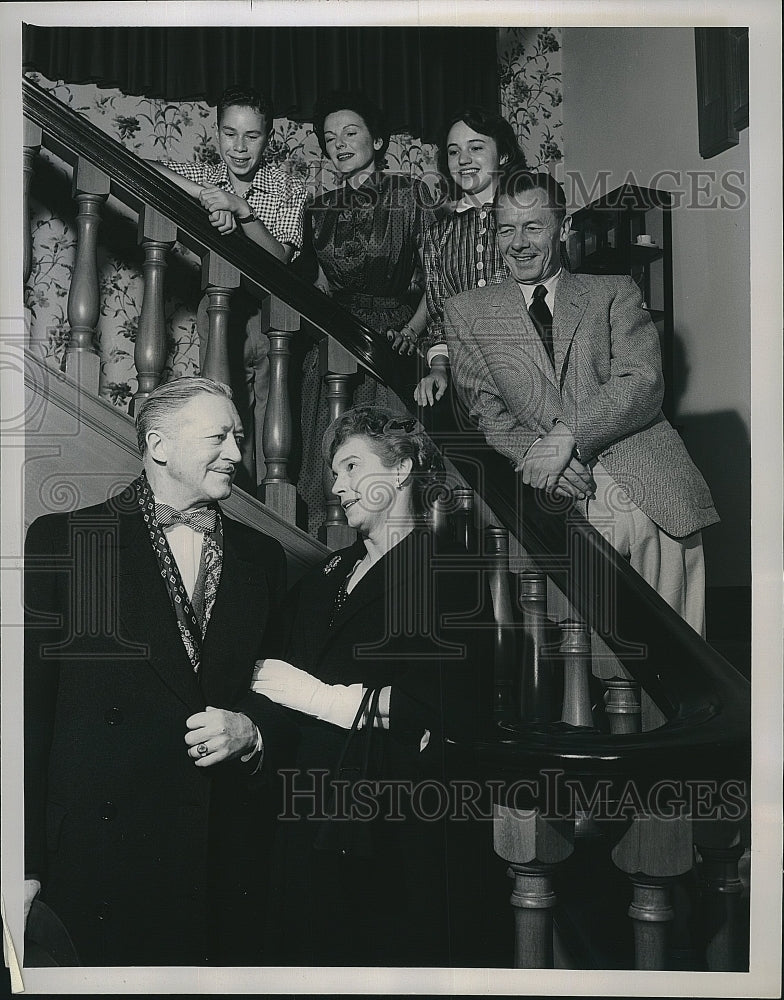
[[196, 743, 209, 757]]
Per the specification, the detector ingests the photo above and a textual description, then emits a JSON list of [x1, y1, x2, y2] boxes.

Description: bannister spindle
[[560, 619, 593, 727], [319, 337, 357, 549], [23, 119, 42, 288], [604, 676, 642, 734], [130, 206, 177, 414], [485, 526, 517, 722], [452, 487, 476, 553], [494, 805, 574, 968], [694, 824, 747, 971], [517, 571, 554, 722], [64, 159, 110, 393], [199, 251, 241, 389], [627, 876, 676, 970], [612, 815, 693, 970], [260, 294, 299, 523]]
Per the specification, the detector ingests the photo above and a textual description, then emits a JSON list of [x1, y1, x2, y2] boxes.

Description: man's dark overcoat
[[24, 486, 290, 966]]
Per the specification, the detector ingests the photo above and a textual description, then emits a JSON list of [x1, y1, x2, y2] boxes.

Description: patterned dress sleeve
[[421, 215, 451, 354]]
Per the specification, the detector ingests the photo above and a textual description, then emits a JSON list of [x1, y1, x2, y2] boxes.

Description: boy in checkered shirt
[[150, 85, 306, 261], [147, 86, 306, 496]]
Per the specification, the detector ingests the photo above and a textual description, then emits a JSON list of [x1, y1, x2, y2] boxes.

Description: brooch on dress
[[323, 554, 343, 575]]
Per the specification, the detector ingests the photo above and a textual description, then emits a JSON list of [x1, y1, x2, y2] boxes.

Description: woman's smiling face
[[445, 120, 502, 200], [330, 434, 403, 536], [323, 110, 383, 178]]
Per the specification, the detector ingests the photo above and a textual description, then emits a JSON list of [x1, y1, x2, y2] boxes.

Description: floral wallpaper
[[24, 28, 562, 413], [498, 27, 563, 169]]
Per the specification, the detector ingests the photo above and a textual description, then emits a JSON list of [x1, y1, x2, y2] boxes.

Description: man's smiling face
[[496, 187, 570, 285]]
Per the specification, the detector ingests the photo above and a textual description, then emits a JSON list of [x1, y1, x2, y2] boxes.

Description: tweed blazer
[[445, 272, 719, 538]]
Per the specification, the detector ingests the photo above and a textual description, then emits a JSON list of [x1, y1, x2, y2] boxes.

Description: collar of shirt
[[211, 160, 278, 196], [454, 196, 494, 215], [161, 523, 204, 600], [516, 269, 562, 311]]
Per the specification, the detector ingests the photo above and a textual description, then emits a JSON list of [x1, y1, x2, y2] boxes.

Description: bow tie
[[155, 503, 218, 534]]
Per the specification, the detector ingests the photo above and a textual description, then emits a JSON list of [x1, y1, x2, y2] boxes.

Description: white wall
[[562, 27, 751, 588]]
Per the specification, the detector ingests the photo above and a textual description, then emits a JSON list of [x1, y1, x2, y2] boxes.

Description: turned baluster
[[64, 160, 110, 393], [560, 619, 593, 727], [693, 822, 747, 971], [428, 485, 451, 542], [319, 337, 357, 549], [604, 676, 642, 735], [198, 251, 241, 388], [485, 526, 517, 722], [23, 120, 42, 289], [612, 815, 693, 970], [451, 487, 476, 553], [129, 206, 177, 414], [517, 571, 554, 722], [494, 804, 574, 968], [260, 295, 299, 522]]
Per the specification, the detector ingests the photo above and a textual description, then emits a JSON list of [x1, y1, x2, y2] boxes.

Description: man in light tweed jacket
[[445, 171, 718, 633]]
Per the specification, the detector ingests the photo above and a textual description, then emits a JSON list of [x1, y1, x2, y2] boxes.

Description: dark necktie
[[528, 284, 555, 368]]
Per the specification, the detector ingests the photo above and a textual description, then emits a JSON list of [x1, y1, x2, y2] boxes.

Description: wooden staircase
[[22, 76, 752, 972]]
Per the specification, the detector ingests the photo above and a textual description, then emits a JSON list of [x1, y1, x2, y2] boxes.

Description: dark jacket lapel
[[197, 516, 273, 704], [325, 531, 425, 641], [115, 502, 204, 712]]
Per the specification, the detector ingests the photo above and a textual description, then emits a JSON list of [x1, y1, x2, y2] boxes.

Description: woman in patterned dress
[[298, 91, 436, 535]]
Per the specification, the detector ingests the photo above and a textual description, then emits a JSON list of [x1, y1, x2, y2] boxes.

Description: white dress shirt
[[516, 268, 562, 311], [162, 522, 204, 599]]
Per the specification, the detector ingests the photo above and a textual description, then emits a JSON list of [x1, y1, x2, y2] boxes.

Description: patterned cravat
[[135, 473, 223, 671], [529, 284, 555, 368]]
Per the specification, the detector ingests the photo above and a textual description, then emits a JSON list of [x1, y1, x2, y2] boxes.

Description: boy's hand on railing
[[414, 363, 449, 406], [209, 209, 238, 234], [198, 185, 246, 217]]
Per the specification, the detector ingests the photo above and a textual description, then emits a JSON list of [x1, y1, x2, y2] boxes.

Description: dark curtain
[[23, 25, 499, 142]]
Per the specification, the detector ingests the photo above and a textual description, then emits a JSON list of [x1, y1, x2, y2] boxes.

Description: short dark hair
[[495, 169, 568, 218], [217, 86, 274, 133], [312, 90, 390, 169], [323, 406, 445, 516], [135, 377, 234, 456], [437, 107, 528, 200]]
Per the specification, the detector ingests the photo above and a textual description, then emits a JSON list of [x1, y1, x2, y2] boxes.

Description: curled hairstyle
[[323, 406, 445, 516], [438, 107, 528, 200], [312, 90, 390, 169], [217, 85, 274, 133], [135, 377, 234, 456]]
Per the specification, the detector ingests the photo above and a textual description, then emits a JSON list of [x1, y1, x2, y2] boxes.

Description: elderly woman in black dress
[[298, 92, 437, 535], [254, 406, 507, 967]]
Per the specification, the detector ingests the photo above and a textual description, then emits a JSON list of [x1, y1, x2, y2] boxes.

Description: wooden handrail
[[24, 75, 750, 785]]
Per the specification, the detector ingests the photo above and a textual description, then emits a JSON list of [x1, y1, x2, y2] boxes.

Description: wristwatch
[[236, 206, 255, 224]]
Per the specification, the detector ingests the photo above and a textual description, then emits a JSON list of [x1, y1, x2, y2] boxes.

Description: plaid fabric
[[421, 204, 508, 353], [163, 159, 306, 253]]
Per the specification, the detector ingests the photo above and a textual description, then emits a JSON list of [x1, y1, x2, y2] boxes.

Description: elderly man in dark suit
[[23, 376, 290, 967], [445, 171, 718, 633]]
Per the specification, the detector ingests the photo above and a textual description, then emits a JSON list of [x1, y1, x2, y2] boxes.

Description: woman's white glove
[[252, 658, 365, 729]]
